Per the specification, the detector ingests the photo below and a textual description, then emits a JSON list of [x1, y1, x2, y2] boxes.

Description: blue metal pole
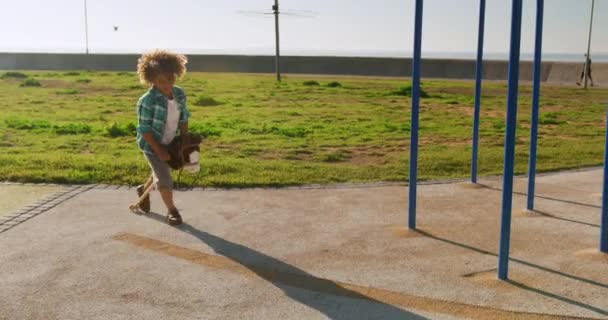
[[408, 0, 423, 229], [498, 0, 523, 281], [526, 0, 544, 211], [601, 105, 608, 253], [471, 0, 486, 184]]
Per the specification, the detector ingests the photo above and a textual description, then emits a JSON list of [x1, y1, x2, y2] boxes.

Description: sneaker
[[136, 184, 151, 213], [166, 208, 183, 226]]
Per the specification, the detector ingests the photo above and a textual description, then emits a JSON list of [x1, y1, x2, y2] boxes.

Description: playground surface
[[1, 168, 607, 319], [0, 184, 62, 218]]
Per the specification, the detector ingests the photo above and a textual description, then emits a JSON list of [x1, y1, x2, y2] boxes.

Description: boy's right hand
[[156, 148, 171, 162]]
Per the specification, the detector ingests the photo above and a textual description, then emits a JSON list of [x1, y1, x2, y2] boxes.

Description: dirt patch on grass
[[349, 153, 398, 165], [276, 145, 403, 165], [428, 104, 504, 119], [430, 86, 508, 97], [420, 137, 470, 147], [326, 146, 404, 165], [39, 79, 70, 88], [79, 85, 126, 95], [38, 80, 121, 96]]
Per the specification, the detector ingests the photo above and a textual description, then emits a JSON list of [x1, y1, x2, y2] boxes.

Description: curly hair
[[137, 49, 188, 86]]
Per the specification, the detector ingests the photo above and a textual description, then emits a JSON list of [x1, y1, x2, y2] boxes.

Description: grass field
[[1, 70, 607, 187]]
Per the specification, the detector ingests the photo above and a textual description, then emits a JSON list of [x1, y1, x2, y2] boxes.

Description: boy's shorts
[[144, 152, 173, 190]]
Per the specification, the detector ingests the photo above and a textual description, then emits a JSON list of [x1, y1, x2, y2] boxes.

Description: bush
[[106, 122, 137, 137], [326, 81, 342, 88], [239, 124, 311, 138], [56, 89, 79, 95], [491, 119, 505, 130], [63, 72, 81, 76], [54, 123, 91, 135], [20, 78, 41, 87], [390, 85, 429, 98], [321, 151, 349, 163], [539, 112, 565, 125], [76, 78, 92, 83], [193, 95, 222, 107], [1, 72, 28, 79], [189, 123, 222, 137], [273, 126, 311, 138], [5, 118, 51, 130], [303, 80, 320, 86]]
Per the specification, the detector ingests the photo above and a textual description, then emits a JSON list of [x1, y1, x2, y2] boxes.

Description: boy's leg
[[159, 187, 182, 225], [144, 152, 183, 225], [159, 187, 177, 211]]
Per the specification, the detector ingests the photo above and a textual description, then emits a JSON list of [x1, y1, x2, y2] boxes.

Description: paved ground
[[0, 184, 62, 217], [1, 169, 607, 320]]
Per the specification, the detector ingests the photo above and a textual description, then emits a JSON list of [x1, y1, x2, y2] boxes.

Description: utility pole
[[84, 0, 90, 54], [273, 0, 281, 81], [238, 1, 317, 82]]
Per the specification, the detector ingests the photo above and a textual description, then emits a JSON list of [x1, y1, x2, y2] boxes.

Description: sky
[[2, 0, 607, 58]]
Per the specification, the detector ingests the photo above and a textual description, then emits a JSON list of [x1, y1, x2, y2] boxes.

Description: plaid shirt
[[136, 86, 190, 154]]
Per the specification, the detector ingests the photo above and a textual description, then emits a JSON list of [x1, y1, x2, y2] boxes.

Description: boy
[[135, 49, 190, 225]]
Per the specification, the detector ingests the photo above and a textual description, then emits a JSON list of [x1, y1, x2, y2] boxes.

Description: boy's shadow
[[143, 212, 427, 320]]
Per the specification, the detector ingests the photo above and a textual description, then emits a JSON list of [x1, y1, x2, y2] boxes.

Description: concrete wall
[[0, 53, 605, 86]]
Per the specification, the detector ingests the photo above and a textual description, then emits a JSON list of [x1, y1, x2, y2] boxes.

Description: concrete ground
[[0, 184, 62, 217], [0, 169, 607, 320]]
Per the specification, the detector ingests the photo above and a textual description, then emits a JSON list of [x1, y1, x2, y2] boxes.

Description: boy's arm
[[138, 100, 170, 161], [142, 132, 170, 161]]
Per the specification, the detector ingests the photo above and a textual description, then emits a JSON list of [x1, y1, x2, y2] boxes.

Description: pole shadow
[[416, 230, 608, 289], [142, 212, 428, 320], [416, 229, 608, 317], [477, 183, 600, 209], [533, 210, 600, 228], [505, 280, 608, 316]]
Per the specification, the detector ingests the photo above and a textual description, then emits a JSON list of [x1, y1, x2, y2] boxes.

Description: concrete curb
[[1, 165, 602, 192]]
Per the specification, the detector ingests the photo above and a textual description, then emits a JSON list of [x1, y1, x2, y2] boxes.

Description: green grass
[[0, 70, 607, 187]]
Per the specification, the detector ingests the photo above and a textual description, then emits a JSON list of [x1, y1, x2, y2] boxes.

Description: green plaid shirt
[[136, 86, 190, 154]]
